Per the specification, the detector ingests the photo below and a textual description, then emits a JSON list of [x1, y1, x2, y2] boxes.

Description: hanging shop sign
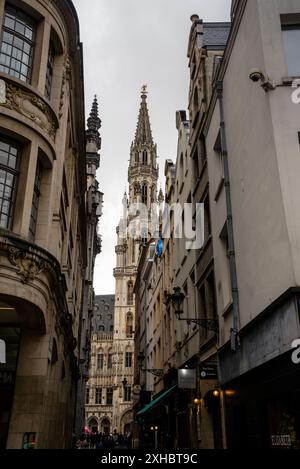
[[178, 368, 197, 389], [200, 364, 218, 380]]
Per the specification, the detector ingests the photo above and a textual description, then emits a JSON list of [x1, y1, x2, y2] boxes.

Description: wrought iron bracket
[[143, 368, 164, 378], [178, 317, 219, 334]]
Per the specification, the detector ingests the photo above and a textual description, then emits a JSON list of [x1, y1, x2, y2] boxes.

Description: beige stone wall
[[206, 0, 300, 345], [0, 0, 87, 448]]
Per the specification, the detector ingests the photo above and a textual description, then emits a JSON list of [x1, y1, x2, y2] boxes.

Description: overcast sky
[[72, 0, 231, 294]]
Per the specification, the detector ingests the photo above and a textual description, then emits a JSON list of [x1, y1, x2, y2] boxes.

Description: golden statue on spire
[[141, 84, 148, 97]]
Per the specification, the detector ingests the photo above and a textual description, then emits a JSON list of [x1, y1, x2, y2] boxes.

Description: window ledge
[[222, 300, 233, 318], [214, 177, 225, 202], [282, 76, 300, 85]]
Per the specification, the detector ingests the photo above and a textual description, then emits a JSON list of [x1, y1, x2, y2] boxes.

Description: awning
[[137, 385, 177, 416]]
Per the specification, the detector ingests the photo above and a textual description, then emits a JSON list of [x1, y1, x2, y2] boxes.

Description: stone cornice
[[0, 230, 80, 379], [0, 75, 59, 144]]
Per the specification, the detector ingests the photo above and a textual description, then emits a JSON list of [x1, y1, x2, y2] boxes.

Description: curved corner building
[[0, 0, 89, 449]]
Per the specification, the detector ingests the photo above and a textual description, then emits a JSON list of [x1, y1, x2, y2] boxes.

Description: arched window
[[142, 150, 148, 165], [126, 313, 133, 338], [97, 350, 104, 369], [127, 281, 134, 305], [141, 183, 148, 205]]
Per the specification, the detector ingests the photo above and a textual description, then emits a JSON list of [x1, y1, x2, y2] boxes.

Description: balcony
[[94, 332, 113, 341], [128, 166, 158, 179]]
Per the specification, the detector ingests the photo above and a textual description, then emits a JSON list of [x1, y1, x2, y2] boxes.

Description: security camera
[[249, 69, 265, 82]]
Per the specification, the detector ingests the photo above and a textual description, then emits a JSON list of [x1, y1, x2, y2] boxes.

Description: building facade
[[0, 0, 102, 449], [133, 18, 230, 450], [85, 88, 159, 436], [204, 0, 300, 449], [75, 97, 103, 437], [112, 87, 159, 434], [85, 295, 115, 434]]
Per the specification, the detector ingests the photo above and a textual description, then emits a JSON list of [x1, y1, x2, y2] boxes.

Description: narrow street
[[0, 0, 300, 455]]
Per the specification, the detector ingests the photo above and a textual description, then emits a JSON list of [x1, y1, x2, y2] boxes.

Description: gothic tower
[[112, 87, 159, 433]]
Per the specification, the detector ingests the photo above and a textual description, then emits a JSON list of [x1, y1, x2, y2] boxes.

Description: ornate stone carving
[[8, 247, 45, 284], [59, 54, 71, 119], [0, 82, 58, 139]]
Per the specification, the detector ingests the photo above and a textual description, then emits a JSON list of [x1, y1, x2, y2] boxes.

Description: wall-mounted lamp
[[137, 352, 164, 378], [170, 287, 219, 334]]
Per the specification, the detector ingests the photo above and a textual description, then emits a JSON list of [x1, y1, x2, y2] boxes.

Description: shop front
[[0, 309, 21, 449], [223, 351, 300, 449]]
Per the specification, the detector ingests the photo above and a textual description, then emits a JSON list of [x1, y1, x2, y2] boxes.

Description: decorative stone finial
[[86, 95, 101, 151], [190, 14, 200, 22], [141, 84, 148, 99]]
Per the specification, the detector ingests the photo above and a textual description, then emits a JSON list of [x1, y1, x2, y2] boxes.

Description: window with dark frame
[[141, 183, 148, 205], [29, 160, 42, 240], [85, 388, 90, 405], [124, 386, 131, 402], [0, 5, 35, 83], [45, 41, 54, 100], [126, 313, 133, 338], [95, 387, 102, 405], [0, 137, 20, 229], [97, 353, 104, 369], [127, 281, 133, 305], [282, 23, 300, 77], [107, 353, 112, 369], [125, 351, 132, 368], [106, 387, 113, 405]]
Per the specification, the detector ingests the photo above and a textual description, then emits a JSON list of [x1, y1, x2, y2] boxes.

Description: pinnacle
[[133, 87, 154, 147], [86, 95, 102, 151]]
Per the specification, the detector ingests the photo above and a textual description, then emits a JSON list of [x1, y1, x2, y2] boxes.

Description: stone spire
[[133, 85, 153, 147], [158, 187, 164, 203], [86, 95, 102, 152]]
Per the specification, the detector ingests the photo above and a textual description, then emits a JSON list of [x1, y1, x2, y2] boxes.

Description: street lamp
[[170, 287, 219, 334], [137, 352, 164, 378], [150, 426, 159, 449]]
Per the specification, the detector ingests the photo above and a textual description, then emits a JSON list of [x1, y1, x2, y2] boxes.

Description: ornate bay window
[[0, 5, 35, 83], [0, 137, 20, 229]]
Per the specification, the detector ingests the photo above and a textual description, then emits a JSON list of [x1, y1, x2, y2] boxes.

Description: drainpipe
[[215, 80, 239, 352]]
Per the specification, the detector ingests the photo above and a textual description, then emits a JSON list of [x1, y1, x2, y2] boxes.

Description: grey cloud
[[72, 0, 231, 293]]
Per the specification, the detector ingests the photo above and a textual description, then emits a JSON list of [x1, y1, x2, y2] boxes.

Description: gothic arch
[[100, 417, 111, 435], [0, 294, 46, 334], [127, 281, 133, 305], [88, 416, 99, 426], [141, 182, 148, 205], [142, 149, 148, 165], [126, 312, 133, 337], [120, 409, 134, 434]]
